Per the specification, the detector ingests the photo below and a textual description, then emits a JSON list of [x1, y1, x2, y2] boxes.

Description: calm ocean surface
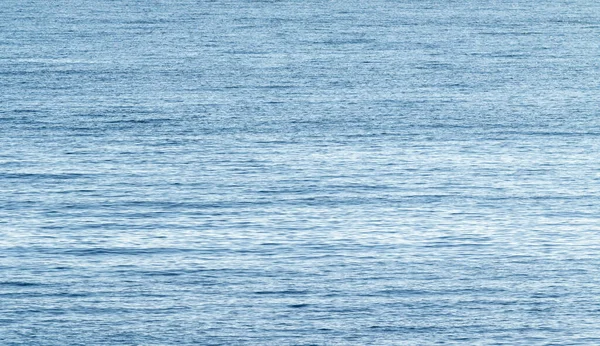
[[2, 0, 600, 344]]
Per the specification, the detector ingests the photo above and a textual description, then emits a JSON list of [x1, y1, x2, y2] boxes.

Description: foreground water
[[2, 0, 600, 344]]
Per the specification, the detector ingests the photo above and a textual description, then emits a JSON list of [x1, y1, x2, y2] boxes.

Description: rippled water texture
[[2, 0, 600, 344]]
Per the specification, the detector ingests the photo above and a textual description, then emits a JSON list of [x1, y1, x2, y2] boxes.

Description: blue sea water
[[2, 0, 600, 344]]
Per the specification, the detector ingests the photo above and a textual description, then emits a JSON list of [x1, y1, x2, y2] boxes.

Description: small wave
[[254, 289, 309, 295], [62, 247, 196, 256], [0, 281, 43, 287]]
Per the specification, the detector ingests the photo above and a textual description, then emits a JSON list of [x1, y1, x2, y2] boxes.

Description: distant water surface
[[2, 0, 600, 344]]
